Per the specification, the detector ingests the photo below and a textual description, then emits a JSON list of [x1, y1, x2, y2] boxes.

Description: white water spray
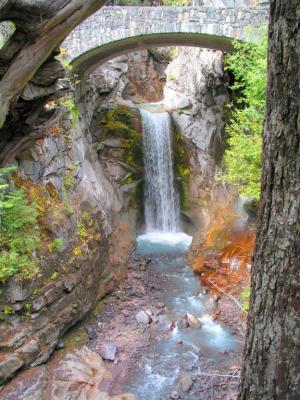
[[140, 109, 179, 232]]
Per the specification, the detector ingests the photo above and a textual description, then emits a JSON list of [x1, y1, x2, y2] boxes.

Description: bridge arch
[[62, 6, 269, 75]]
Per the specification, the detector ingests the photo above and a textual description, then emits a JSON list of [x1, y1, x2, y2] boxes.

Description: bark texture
[[238, 1, 300, 399], [0, 0, 105, 164]]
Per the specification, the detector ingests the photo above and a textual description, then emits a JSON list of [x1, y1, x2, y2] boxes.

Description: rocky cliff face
[[164, 47, 229, 231], [0, 49, 169, 384], [0, 46, 229, 384]]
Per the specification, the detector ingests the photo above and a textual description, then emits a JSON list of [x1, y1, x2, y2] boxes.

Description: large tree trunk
[[238, 1, 300, 399]]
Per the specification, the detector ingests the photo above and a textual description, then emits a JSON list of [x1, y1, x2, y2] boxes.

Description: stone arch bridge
[[63, 6, 268, 74]]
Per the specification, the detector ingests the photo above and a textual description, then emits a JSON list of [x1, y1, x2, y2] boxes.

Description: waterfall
[[140, 109, 179, 233]]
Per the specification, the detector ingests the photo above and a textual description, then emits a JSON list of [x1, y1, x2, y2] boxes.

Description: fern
[[0, 168, 40, 282]]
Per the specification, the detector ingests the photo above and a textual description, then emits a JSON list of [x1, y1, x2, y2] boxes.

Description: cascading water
[[140, 109, 179, 233]]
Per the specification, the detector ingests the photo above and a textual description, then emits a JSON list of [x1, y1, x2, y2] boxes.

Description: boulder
[[136, 310, 151, 325], [186, 313, 202, 329], [177, 373, 193, 393], [99, 341, 117, 361]]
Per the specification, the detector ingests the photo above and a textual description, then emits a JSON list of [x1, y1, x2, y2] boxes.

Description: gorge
[[0, 3, 265, 399]]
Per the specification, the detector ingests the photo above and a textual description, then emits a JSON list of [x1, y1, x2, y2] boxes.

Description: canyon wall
[[164, 47, 230, 232], [0, 47, 229, 383], [0, 49, 169, 384]]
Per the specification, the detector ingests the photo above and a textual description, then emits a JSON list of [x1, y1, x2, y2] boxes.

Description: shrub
[[50, 238, 64, 251], [0, 167, 40, 282], [221, 28, 268, 200]]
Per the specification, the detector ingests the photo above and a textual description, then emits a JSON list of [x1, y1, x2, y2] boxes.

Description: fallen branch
[[208, 279, 248, 315], [196, 372, 240, 379]]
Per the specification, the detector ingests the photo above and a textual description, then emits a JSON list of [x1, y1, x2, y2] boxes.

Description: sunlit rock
[[186, 313, 202, 329], [99, 341, 117, 361], [136, 310, 151, 325]]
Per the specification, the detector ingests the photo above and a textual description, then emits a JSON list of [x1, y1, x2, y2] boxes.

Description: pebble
[[186, 313, 202, 329], [136, 310, 151, 325], [55, 342, 65, 351], [99, 341, 117, 361]]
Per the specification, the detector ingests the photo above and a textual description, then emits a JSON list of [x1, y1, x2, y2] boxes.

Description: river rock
[[136, 310, 151, 325], [186, 313, 202, 329], [177, 317, 189, 329], [99, 341, 117, 361], [177, 373, 193, 393], [149, 306, 160, 316], [0, 346, 136, 399], [170, 390, 180, 399], [55, 342, 65, 351]]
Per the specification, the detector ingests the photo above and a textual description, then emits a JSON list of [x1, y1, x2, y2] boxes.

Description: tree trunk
[[0, 0, 105, 164], [238, 1, 300, 399]]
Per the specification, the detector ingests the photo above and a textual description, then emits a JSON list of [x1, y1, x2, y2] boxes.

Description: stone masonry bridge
[[63, 6, 269, 75]]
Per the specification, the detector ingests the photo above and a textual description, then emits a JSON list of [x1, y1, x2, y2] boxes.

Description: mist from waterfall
[[140, 108, 179, 233]]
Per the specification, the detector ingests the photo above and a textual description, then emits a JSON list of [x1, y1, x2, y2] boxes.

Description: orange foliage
[[189, 201, 255, 299], [12, 174, 66, 244]]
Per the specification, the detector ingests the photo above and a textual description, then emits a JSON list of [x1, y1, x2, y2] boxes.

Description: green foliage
[[63, 164, 76, 192], [61, 96, 80, 129], [241, 286, 250, 311], [99, 105, 143, 168], [174, 131, 190, 211], [51, 238, 64, 251], [50, 271, 58, 281], [23, 303, 31, 317], [168, 73, 177, 82], [221, 28, 267, 200], [0, 168, 40, 283]]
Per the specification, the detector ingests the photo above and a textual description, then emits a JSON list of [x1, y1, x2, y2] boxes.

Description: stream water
[[120, 234, 242, 399], [118, 109, 241, 399]]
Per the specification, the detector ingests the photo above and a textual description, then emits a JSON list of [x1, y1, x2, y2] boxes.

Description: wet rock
[[177, 318, 189, 329], [0, 329, 27, 350], [169, 321, 176, 331], [176, 339, 183, 345], [99, 341, 117, 361], [85, 324, 96, 340], [170, 390, 180, 399], [17, 339, 40, 364], [149, 306, 160, 316], [186, 313, 202, 329], [0, 353, 24, 383], [32, 296, 47, 312], [157, 302, 165, 309], [136, 310, 151, 325], [177, 373, 193, 393], [177, 96, 192, 110], [55, 342, 65, 351], [6, 280, 29, 302], [1, 346, 136, 399]]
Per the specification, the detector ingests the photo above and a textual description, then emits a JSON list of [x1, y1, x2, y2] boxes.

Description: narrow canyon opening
[[0, 43, 257, 400]]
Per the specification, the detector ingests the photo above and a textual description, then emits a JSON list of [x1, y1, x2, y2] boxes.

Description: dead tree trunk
[[0, 0, 105, 163], [238, 1, 300, 399]]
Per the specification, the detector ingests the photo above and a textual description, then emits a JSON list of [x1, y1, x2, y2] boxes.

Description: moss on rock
[[173, 130, 190, 212]]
